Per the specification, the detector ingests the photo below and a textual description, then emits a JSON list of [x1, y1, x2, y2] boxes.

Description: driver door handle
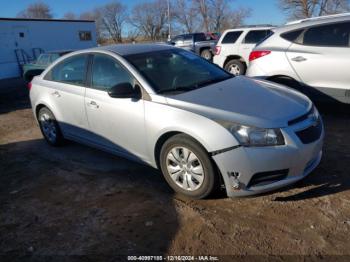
[[88, 100, 99, 109], [291, 56, 307, 62]]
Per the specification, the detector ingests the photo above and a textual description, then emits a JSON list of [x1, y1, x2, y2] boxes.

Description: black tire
[[37, 107, 65, 146], [160, 134, 219, 199], [200, 49, 212, 60], [224, 59, 246, 76]]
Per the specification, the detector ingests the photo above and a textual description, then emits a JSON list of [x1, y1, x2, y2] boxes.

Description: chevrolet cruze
[[29, 44, 324, 199]]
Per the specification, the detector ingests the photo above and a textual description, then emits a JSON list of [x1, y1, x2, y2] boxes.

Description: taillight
[[27, 82, 32, 91], [214, 46, 221, 55], [249, 50, 271, 62]]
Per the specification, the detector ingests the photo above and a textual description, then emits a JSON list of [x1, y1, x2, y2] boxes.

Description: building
[[0, 18, 97, 79]]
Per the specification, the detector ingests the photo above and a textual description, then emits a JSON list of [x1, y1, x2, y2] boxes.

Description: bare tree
[[319, 0, 350, 14], [279, 0, 349, 19], [63, 12, 76, 20], [192, 0, 251, 32], [193, 0, 211, 32], [222, 7, 252, 30], [173, 0, 198, 33], [79, 10, 105, 43], [130, 0, 168, 41], [96, 2, 128, 43], [17, 1, 53, 19]]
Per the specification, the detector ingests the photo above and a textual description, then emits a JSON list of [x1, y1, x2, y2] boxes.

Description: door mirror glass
[[108, 83, 141, 99]]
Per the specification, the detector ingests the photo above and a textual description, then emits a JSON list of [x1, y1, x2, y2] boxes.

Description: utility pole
[[167, 0, 171, 41]]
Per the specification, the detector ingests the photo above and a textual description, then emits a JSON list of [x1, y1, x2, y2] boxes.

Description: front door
[[84, 53, 147, 161]]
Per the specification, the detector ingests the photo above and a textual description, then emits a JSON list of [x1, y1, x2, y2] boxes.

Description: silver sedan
[[29, 44, 324, 199]]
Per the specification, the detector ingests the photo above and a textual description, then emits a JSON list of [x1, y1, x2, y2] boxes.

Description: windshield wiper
[[194, 75, 233, 89], [157, 86, 197, 94], [157, 75, 233, 94]]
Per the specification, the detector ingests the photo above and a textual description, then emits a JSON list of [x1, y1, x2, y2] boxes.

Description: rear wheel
[[38, 107, 64, 146], [224, 59, 245, 76], [160, 134, 218, 199], [200, 49, 212, 60]]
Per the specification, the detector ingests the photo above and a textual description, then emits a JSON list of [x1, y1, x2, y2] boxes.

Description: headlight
[[217, 121, 285, 147]]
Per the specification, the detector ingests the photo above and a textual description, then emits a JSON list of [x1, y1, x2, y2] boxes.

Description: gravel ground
[[1, 78, 350, 260]]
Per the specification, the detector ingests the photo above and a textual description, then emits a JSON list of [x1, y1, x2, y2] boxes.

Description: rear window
[[243, 30, 273, 44], [221, 31, 243, 44], [194, 33, 207, 42], [302, 22, 350, 47]]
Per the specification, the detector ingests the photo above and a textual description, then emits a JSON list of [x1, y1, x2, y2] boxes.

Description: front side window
[[221, 31, 243, 44], [91, 54, 133, 91], [302, 22, 350, 47], [44, 54, 87, 85], [243, 30, 272, 44], [125, 49, 232, 94]]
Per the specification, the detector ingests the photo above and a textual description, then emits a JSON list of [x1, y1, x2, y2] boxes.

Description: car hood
[[165, 76, 312, 128]]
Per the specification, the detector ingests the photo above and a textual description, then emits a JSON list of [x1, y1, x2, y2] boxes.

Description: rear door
[[239, 29, 272, 64], [84, 53, 147, 160], [43, 54, 89, 137], [286, 21, 350, 99]]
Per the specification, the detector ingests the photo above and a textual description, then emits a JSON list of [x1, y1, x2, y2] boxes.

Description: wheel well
[[266, 75, 302, 89], [199, 47, 211, 54], [154, 131, 181, 169], [224, 55, 246, 68], [153, 131, 226, 190], [35, 104, 47, 118]]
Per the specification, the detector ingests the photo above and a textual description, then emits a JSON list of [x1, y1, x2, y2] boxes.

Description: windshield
[[125, 49, 232, 94]]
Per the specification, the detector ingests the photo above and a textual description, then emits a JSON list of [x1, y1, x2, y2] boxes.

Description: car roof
[[90, 43, 174, 56], [274, 13, 350, 33]]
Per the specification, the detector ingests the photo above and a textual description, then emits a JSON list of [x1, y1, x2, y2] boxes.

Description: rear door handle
[[291, 56, 307, 62], [51, 91, 61, 97], [88, 100, 99, 109]]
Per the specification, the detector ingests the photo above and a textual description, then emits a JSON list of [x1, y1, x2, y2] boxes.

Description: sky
[[0, 0, 286, 26]]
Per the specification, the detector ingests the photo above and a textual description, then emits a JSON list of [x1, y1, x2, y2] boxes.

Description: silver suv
[[247, 13, 350, 104]]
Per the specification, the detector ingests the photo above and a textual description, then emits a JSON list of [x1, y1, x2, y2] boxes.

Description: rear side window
[[44, 54, 88, 85], [221, 31, 243, 44], [281, 29, 304, 43], [302, 22, 350, 47], [91, 54, 133, 91], [243, 30, 272, 44]]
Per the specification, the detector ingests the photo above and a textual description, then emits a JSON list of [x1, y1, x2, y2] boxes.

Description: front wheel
[[160, 134, 219, 199]]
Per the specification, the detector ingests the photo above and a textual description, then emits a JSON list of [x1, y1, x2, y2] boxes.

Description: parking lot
[[1, 78, 350, 257]]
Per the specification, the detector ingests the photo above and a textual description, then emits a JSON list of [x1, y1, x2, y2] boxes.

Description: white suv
[[247, 13, 350, 104], [213, 26, 273, 75]]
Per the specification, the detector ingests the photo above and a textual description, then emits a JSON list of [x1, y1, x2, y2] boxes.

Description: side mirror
[[108, 83, 142, 99]]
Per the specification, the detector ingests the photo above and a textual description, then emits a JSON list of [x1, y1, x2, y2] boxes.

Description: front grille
[[295, 120, 322, 144], [247, 169, 289, 188]]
